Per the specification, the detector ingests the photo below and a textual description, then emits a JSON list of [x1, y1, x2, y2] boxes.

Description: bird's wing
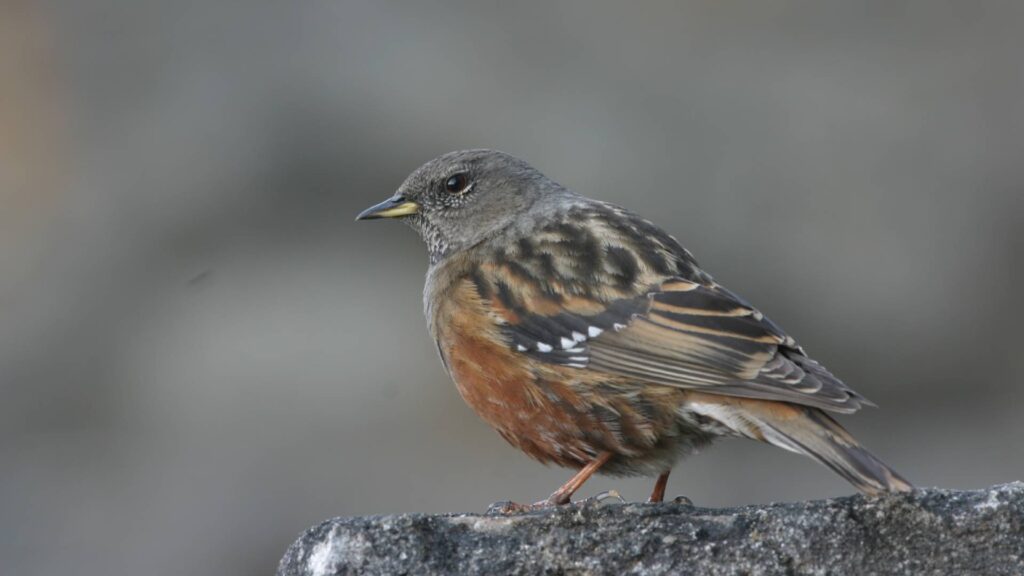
[[467, 202, 869, 413], [588, 279, 870, 413]]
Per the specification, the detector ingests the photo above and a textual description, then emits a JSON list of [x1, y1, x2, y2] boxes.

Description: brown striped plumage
[[359, 149, 911, 506]]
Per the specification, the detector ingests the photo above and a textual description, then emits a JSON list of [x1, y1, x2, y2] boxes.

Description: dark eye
[[444, 172, 471, 194]]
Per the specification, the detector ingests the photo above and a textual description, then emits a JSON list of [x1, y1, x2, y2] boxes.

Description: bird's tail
[[689, 394, 913, 495], [754, 403, 912, 495]]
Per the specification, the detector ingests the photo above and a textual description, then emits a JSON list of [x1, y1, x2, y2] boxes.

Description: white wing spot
[[516, 344, 527, 352], [537, 342, 553, 353], [560, 337, 576, 349], [565, 347, 585, 353], [613, 323, 627, 332], [571, 331, 586, 342], [588, 326, 604, 337]]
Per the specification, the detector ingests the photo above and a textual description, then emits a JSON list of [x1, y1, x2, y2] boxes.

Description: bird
[[357, 149, 912, 509]]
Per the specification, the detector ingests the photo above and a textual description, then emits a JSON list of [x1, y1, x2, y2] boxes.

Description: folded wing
[[587, 279, 870, 413], [468, 203, 869, 414]]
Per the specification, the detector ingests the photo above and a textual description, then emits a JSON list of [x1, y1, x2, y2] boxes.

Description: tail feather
[[757, 406, 913, 495], [686, 394, 912, 495]]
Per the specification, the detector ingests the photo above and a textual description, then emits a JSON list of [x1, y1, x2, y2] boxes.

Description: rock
[[278, 483, 1024, 575]]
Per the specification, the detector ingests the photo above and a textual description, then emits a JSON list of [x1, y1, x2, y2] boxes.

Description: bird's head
[[357, 149, 564, 262]]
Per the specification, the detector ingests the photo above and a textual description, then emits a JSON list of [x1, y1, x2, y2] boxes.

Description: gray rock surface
[[278, 483, 1024, 575]]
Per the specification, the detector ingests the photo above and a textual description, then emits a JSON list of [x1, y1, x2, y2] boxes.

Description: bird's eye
[[444, 172, 471, 194]]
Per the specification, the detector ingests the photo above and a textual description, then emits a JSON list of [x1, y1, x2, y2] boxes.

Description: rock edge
[[278, 483, 1024, 575]]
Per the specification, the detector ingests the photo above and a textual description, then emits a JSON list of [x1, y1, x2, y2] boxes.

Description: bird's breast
[[432, 278, 570, 458], [430, 276, 691, 468]]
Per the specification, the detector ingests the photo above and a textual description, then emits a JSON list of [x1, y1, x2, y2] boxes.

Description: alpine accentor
[[358, 149, 911, 507]]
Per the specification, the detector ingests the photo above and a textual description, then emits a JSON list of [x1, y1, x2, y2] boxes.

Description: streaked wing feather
[[589, 281, 869, 413], [466, 203, 869, 413]]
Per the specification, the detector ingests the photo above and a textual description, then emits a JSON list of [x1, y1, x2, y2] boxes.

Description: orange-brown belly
[[439, 323, 592, 466], [434, 280, 689, 470], [432, 278, 696, 471]]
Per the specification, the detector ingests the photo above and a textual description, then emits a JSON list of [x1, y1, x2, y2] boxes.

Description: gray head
[[357, 149, 568, 262]]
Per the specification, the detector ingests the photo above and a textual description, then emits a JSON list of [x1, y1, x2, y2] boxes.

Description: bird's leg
[[648, 470, 671, 503], [488, 451, 614, 514], [546, 451, 614, 505]]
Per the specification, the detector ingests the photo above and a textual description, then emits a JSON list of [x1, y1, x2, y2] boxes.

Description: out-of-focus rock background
[[1, 2, 1022, 575]]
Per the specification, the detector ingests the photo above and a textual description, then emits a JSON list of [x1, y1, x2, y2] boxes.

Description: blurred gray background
[[2, 1, 1023, 574]]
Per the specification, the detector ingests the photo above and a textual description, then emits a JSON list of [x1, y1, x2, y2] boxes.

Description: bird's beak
[[355, 196, 420, 221]]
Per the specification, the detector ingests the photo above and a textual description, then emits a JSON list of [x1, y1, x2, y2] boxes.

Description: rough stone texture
[[278, 483, 1024, 575]]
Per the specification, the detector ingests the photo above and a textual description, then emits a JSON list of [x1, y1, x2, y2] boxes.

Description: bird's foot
[[486, 499, 559, 514], [582, 489, 626, 506], [487, 490, 625, 514]]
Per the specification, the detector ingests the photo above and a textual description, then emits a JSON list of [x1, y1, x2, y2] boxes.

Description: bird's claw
[[486, 499, 556, 514], [584, 489, 626, 506], [487, 489, 626, 514]]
